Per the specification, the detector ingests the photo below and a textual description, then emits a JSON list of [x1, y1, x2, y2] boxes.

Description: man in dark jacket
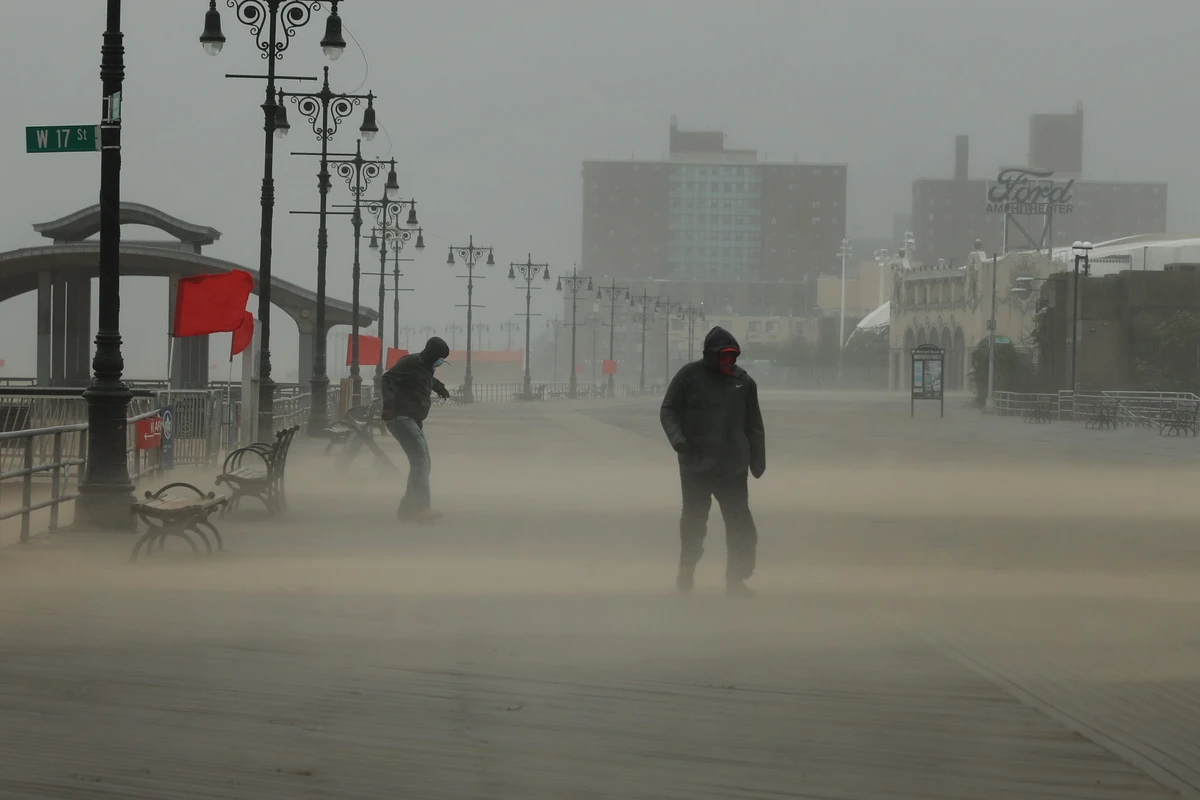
[[381, 336, 452, 522], [660, 326, 765, 596]]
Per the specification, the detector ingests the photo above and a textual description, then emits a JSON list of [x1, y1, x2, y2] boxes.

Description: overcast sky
[[3, 0, 1197, 379]]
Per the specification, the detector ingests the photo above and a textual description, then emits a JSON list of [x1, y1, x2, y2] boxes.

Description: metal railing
[[992, 391, 1061, 417], [992, 389, 1200, 424], [0, 424, 87, 542], [272, 392, 311, 430]]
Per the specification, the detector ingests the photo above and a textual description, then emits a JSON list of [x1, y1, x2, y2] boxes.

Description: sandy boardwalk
[[1, 392, 1199, 799]]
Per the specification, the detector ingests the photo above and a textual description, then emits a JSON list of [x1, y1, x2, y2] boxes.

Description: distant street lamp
[[1071, 241, 1093, 397], [556, 267, 593, 399], [596, 279, 630, 398], [629, 289, 658, 393], [364, 192, 420, 394], [499, 320, 522, 351], [282, 65, 379, 433], [446, 236, 495, 403], [326, 144, 400, 407], [444, 323, 463, 350], [658, 298, 681, 384], [200, 0, 347, 436], [508, 255, 551, 398], [838, 238, 852, 375], [678, 303, 706, 361]]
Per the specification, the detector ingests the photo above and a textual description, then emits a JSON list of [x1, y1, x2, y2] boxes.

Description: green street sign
[[994, 336, 1011, 344], [26, 125, 98, 154]]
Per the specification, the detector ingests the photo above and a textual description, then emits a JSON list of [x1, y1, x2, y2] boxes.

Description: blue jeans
[[386, 417, 431, 514]]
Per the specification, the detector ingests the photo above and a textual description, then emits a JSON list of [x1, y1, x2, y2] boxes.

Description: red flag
[[346, 335, 383, 367], [230, 312, 254, 360], [386, 348, 409, 368], [602, 359, 617, 376], [172, 270, 254, 337]]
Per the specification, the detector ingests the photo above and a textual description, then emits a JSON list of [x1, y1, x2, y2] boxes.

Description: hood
[[701, 326, 741, 371], [420, 336, 450, 366]]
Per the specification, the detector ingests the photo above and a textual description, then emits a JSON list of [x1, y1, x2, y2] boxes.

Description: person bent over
[[381, 336, 451, 523]]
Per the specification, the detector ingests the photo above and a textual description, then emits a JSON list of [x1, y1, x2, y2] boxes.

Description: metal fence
[[992, 389, 1200, 424], [0, 423, 86, 542]]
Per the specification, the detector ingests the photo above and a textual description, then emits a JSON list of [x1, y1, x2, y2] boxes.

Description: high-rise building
[[1029, 103, 1084, 175], [581, 119, 847, 297]]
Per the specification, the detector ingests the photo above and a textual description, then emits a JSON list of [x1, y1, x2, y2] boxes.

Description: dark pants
[[679, 471, 758, 581]]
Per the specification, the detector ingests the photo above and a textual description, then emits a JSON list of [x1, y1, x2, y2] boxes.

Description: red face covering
[[717, 348, 738, 375]]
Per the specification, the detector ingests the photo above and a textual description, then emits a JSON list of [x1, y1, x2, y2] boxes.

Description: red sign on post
[[135, 415, 163, 450], [602, 359, 617, 376]]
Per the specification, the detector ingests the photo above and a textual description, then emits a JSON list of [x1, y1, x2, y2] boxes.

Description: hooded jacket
[[660, 327, 766, 478], [381, 336, 450, 424]]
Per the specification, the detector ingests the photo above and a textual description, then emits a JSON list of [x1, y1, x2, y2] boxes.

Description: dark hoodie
[[381, 336, 450, 424], [660, 327, 766, 478]]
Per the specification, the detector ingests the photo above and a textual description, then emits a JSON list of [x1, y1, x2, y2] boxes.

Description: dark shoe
[[726, 578, 755, 598], [411, 508, 443, 524], [676, 563, 696, 593]]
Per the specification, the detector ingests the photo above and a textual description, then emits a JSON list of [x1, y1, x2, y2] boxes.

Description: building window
[[765, 321, 779, 334]]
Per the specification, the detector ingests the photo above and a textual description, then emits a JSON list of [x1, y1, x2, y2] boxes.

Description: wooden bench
[[1022, 402, 1053, 424], [330, 413, 396, 472], [130, 482, 228, 562], [1159, 403, 1198, 437], [1086, 401, 1118, 430], [215, 425, 299, 515]]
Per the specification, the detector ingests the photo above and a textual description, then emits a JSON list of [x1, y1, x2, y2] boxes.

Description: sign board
[[135, 415, 163, 450], [26, 125, 99, 154], [985, 167, 1074, 215], [602, 359, 617, 376], [994, 336, 1011, 345], [910, 344, 945, 418], [160, 405, 176, 470]]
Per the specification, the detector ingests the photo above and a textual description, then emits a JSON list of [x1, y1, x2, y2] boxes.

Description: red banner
[[346, 335, 383, 367], [135, 415, 163, 450], [602, 359, 617, 376], [386, 348, 409, 368], [230, 312, 254, 359], [172, 270, 254, 337]]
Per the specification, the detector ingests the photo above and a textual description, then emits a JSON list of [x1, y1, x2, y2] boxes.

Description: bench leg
[[195, 519, 224, 551], [131, 524, 201, 562]]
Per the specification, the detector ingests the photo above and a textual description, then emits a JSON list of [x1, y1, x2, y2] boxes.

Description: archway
[[942, 326, 953, 389]]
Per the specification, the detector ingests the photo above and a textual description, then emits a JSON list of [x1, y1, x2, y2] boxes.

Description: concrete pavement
[[2, 392, 1199, 798]]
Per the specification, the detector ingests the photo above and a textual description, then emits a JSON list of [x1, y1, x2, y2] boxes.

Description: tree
[[1136, 311, 1200, 392], [970, 339, 1029, 406]]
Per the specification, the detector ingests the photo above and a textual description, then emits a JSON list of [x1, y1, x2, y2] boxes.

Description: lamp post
[[630, 290, 657, 394], [75, 0, 134, 529], [473, 323, 491, 351], [985, 253, 999, 411], [508, 255, 550, 398], [596, 279, 629, 398], [546, 317, 563, 381], [556, 267, 593, 398], [398, 325, 417, 350], [444, 324, 463, 350], [446, 236, 495, 404], [838, 238, 851, 381], [679, 303, 706, 361], [418, 325, 437, 343], [200, 0, 347, 437], [324, 143, 399, 407], [363, 192, 420, 393], [659, 298, 680, 384], [1071, 241, 1093, 398], [499, 320, 522, 351], [281, 65, 378, 434]]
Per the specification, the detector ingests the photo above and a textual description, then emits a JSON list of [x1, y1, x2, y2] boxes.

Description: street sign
[[994, 336, 1011, 344], [910, 344, 945, 418], [160, 405, 176, 470], [25, 125, 99, 154], [135, 415, 163, 450]]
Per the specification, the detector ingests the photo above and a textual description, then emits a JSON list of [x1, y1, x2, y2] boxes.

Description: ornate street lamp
[[284, 65, 379, 434], [365, 194, 421, 393], [629, 289, 658, 394], [200, 0, 347, 437], [556, 267, 593, 399], [508, 255, 550, 398], [446, 236, 495, 403], [596, 278, 630, 398]]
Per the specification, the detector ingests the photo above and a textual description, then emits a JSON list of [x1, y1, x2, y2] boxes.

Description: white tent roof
[[855, 301, 890, 330]]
